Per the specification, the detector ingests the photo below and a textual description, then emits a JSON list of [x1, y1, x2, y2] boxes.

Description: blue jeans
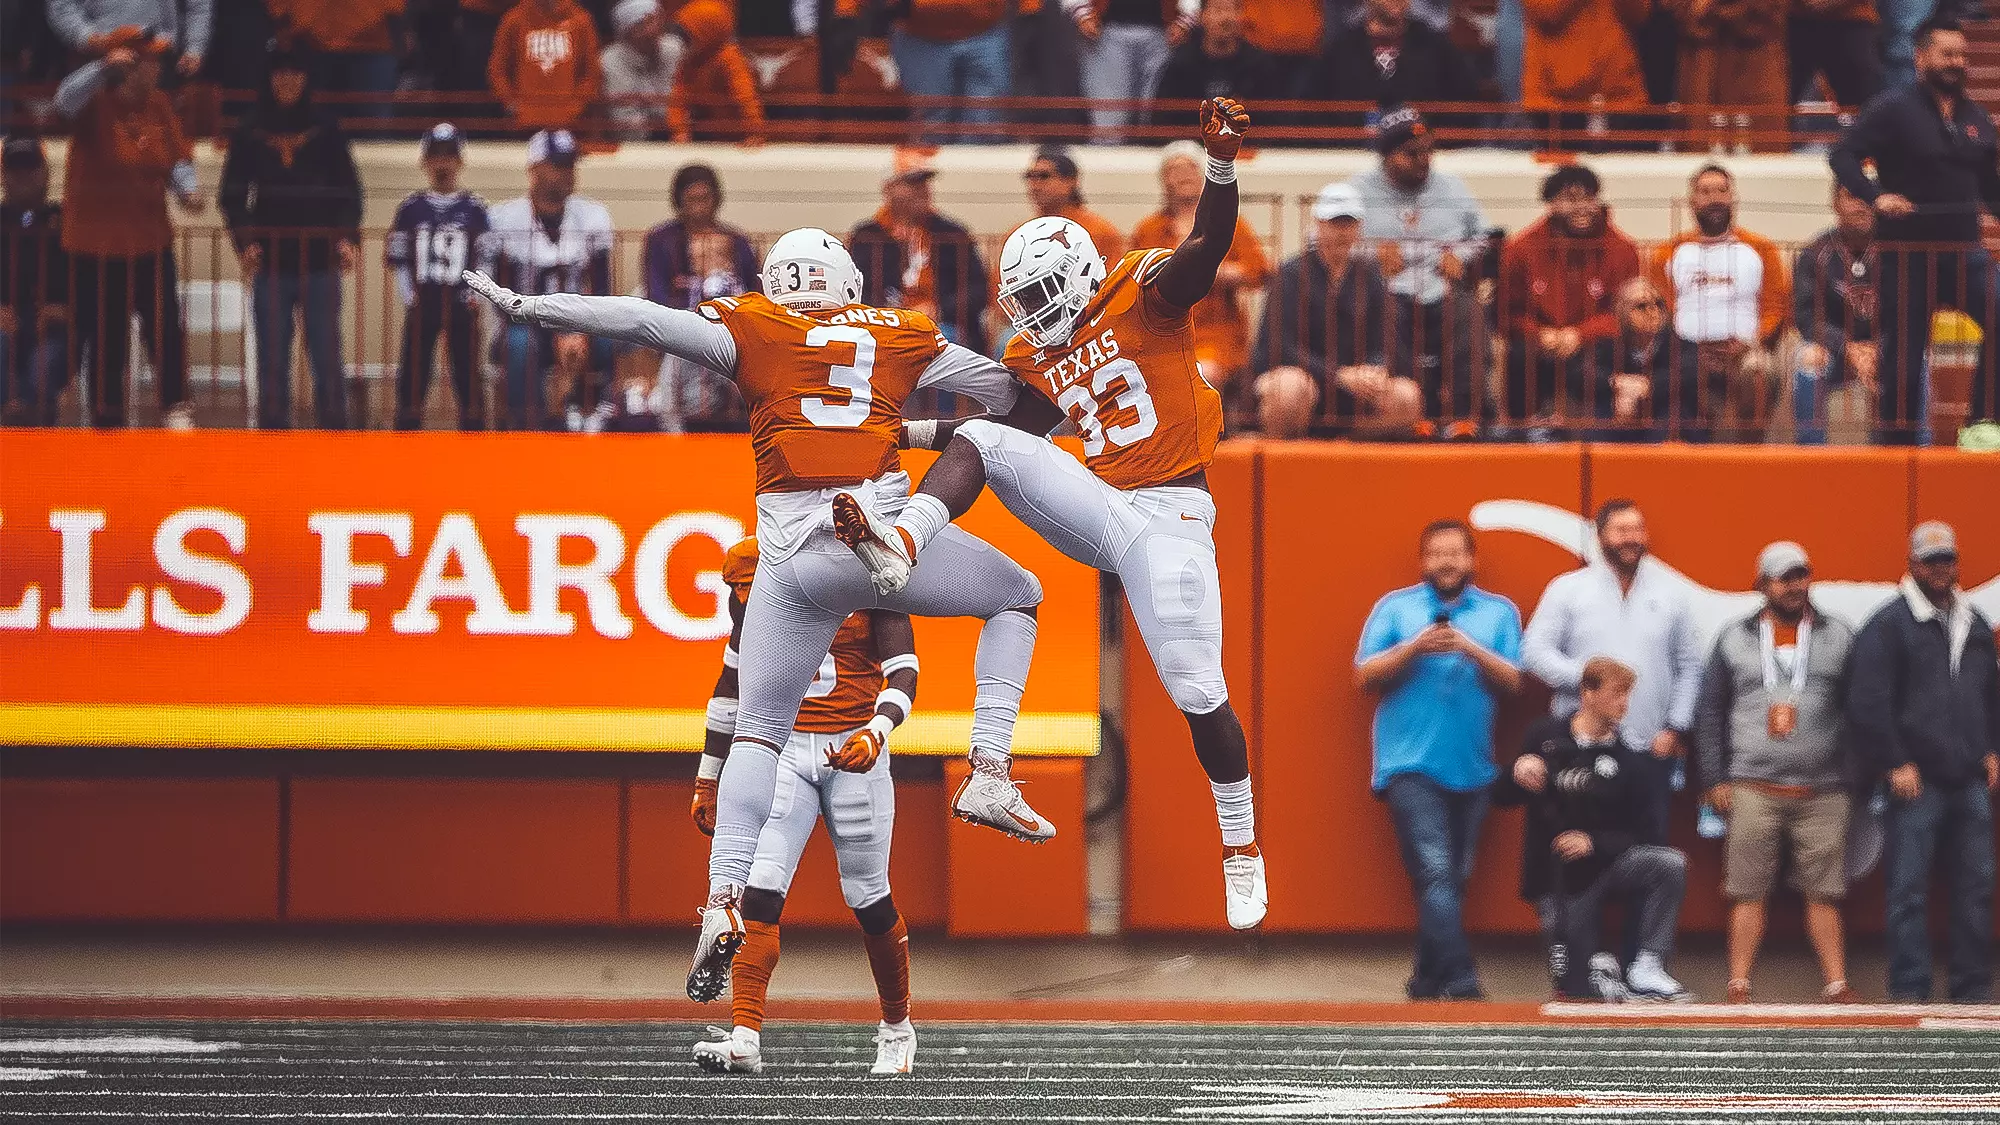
[[0, 326, 70, 426], [501, 324, 614, 430], [1383, 773, 1490, 997], [1880, 0, 1929, 88], [1884, 781, 1995, 1002], [890, 23, 1010, 142], [254, 268, 348, 430]]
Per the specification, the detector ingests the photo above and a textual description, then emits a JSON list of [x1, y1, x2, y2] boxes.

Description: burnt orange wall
[[1123, 444, 2000, 937]]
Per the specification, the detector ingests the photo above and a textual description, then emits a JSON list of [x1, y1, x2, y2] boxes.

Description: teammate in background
[[386, 123, 491, 431], [463, 226, 1046, 1006], [833, 97, 1268, 929], [689, 537, 918, 1076], [477, 128, 615, 431]]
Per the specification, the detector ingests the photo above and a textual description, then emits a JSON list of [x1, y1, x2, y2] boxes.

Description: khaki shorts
[[1723, 785, 1851, 903]]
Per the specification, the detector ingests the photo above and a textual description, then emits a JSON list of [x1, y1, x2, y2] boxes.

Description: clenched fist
[[1199, 98, 1250, 162], [825, 725, 885, 773], [691, 777, 718, 836]]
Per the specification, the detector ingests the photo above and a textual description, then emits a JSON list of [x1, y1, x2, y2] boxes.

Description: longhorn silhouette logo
[[1468, 500, 2000, 648]]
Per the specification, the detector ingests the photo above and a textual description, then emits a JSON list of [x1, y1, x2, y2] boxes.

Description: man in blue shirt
[[1357, 519, 1524, 999]]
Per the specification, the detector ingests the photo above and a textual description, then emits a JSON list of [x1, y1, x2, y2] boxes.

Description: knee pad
[[1158, 638, 1229, 714], [955, 417, 1006, 454]]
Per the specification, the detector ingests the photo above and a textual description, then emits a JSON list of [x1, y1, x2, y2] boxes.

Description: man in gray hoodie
[[1695, 541, 1856, 1004], [1348, 106, 1489, 439]]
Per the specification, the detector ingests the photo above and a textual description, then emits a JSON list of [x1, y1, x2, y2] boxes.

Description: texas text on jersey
[[700, 292, 951, 497], [1002, 248, 1224, 491], [719, 537, 884, 733]]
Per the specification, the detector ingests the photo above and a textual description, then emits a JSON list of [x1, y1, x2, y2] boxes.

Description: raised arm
[[463, 270, 738, 376], [1146, 97, 1250, 315]]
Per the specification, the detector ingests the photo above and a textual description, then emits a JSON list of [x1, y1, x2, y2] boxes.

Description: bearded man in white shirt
[[1523, 498, 1704, 846]]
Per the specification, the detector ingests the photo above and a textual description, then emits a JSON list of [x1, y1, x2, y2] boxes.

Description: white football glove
[[462, 269, 537, 324]]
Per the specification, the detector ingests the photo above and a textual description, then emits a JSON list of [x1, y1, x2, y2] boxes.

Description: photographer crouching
[[1497, 656, 1692, 1002]]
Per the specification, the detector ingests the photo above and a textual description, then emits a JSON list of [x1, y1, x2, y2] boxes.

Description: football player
[[462, 228, 1049, 1007], [690, 537, 918, 1076], [832, 98, 1268, 929]]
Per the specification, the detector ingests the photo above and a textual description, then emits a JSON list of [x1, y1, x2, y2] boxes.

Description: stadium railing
[[11, 224, 1995, 446]]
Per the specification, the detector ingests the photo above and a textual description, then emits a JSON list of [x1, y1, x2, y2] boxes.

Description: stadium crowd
[[1, 0, 1995, 140], [1359, 505, 2000, 1004], [4, 9, 2000, 438]]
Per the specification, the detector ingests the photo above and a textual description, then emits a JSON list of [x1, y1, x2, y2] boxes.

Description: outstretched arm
[[1147, 98, 1250, 315], [464, 269, 738, 376]]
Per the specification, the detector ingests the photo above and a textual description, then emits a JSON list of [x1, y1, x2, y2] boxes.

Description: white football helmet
[[998, 216, 1106, 350], [762, 227, 864, 312]]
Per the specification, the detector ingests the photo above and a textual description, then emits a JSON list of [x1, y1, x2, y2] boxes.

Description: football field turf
[[3, 1016, 2000, 1123]]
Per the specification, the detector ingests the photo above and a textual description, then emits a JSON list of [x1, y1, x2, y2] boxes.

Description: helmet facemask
[[1000, 249, 1093, 350]]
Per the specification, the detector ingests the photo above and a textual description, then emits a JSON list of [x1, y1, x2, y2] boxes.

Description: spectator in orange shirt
[[665, 0, 765, 144], [268, 0, 406, 95], [1666, 0, 1787, 122], [490, 0, 602, 129], [53, 33, 205, 428], [1023, 147, 1125, 265], [1130, 140, 1269, 392], [1520, 0, 1651, 112], [889, 0, 1017, 141]]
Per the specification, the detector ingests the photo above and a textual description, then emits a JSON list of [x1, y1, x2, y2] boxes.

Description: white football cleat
[[830, 492, 915, 596], [870, 1020, 917, 1075], [951, 768, 1056, 842], [462, 269, 539, 324], [1222, 848, 1268, 930], [1625, 953, 1692, 1003], [685, 889, 745, 1003], [692, 1026, 764, 1074]]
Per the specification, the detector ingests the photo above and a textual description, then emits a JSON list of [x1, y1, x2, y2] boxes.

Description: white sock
[[708, 739, 781, 892], [1211, 777, 1257, 848], [732, 1026, 760, 1046], [894, 494, 952, 556], [968, 608, 1036, 776]]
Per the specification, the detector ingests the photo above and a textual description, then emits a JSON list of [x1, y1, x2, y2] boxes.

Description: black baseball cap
[[1374, 105, 1430, 156], [421, 122, 464, 158], [1, 137, 45, 171]]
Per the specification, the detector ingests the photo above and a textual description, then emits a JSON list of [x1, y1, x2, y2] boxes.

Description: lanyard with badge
[[1759, 615, 1811, 739]]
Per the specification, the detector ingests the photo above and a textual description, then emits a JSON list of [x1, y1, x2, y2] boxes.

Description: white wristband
[[880, 653, 920, 677], [875, 687, 913, 725], [697, 753, 725, 780], [1205, 155, 1235, 185], [705, 696, 738, 734], [866, 713, 896, 742], [721, 644, 740, 670], [905, 419, 939, 450]]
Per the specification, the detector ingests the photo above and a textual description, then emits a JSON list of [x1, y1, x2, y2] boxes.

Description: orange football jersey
[[699, 292, 949, 496], [1003, 248, 1223, 491], [721, 537, 883, 734]]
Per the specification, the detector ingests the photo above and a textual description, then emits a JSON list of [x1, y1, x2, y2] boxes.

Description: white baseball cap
[[1312, 182, 1364, 222], [1756, 541, 1810, 581]]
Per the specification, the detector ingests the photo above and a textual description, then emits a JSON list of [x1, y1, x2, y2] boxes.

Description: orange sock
[[861, 917, 911, 1025], [730, 920, 781, 1032]]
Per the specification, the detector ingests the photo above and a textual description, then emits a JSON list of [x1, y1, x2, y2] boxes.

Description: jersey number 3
[[1056, 357, 1158, 456], [801, 325, 877, 428]]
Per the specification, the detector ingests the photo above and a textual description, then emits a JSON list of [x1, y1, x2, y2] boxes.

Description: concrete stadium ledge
[[7, 995, 1994, 1028], [34, 140, 1844, 257]]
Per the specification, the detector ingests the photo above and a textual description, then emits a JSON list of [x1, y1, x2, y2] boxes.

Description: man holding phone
[[1357, 519, 1525, 1000]]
